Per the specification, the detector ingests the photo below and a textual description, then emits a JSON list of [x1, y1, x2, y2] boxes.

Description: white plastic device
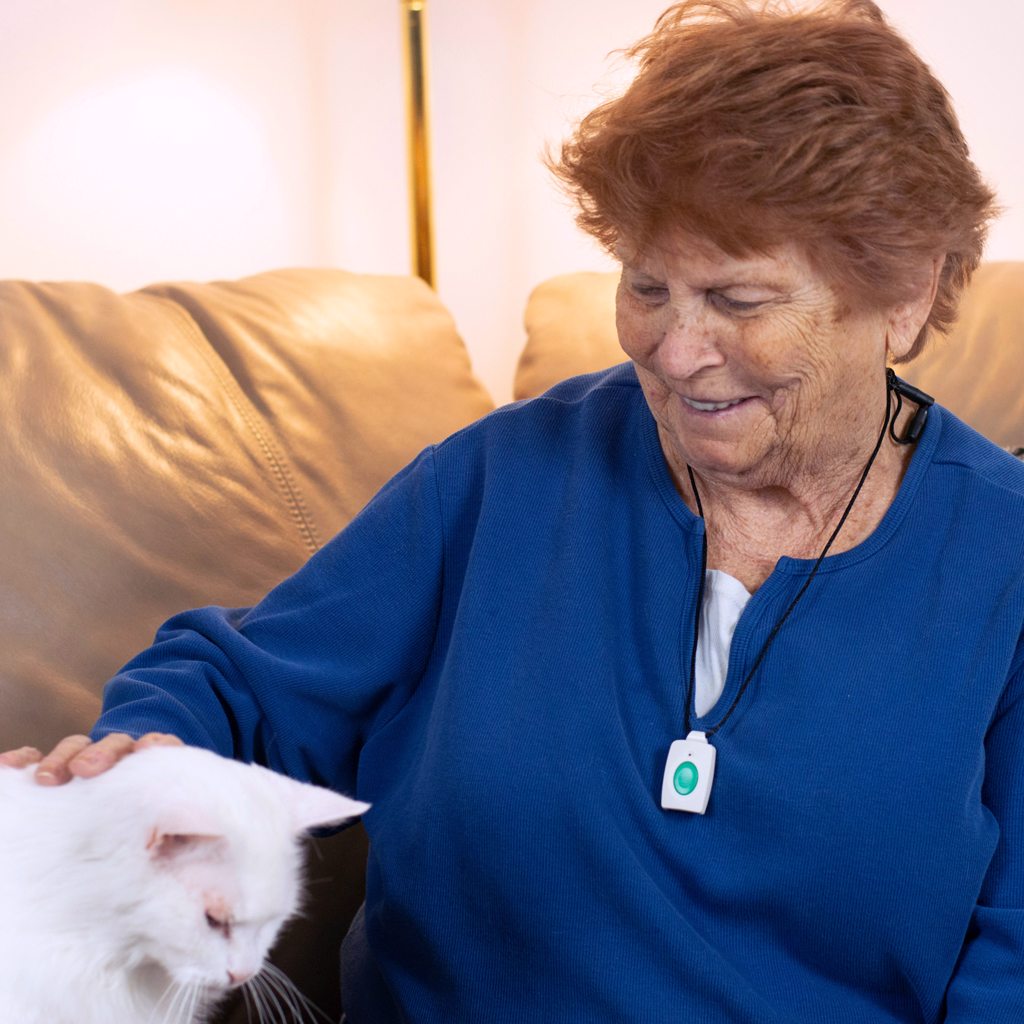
[[660, 730, 716, 814]]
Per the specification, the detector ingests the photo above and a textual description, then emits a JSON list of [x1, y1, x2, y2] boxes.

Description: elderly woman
[[4, 1, 1022, 1022]]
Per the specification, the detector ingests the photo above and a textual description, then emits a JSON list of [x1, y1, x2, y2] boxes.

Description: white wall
[[1, 1, 1021, 403], [0, 0, 332, 284]]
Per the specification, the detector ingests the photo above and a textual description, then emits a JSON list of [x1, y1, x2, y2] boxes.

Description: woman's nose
[[658, 311, 726, 378]]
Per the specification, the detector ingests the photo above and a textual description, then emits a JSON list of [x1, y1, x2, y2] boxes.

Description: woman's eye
[[710, 291, 763, 314], [631, 284, 669, 303]]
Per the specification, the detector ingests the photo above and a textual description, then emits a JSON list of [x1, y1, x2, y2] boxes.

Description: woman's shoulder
[[435, 361, 641, 452], [930, 405, 1024, 499], [423, 362, 647, 504]]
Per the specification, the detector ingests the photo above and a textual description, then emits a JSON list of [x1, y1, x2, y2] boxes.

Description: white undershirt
[[694, 569, 752, 718]]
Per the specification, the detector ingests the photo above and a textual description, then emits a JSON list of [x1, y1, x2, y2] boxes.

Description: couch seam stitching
[[137, 294, 322, 555]]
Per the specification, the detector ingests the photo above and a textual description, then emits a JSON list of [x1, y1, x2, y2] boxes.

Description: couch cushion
[[0, 269, 493, 751], [515, 271, 620, 402], [514, 262, 1024, 450], [900, 262, 1024, 450]]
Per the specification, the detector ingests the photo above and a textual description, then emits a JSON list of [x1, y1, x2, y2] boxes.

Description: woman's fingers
[[0, 745, 43, 769], [133, 732, 185, 751], [33, 734, 95, 784], [36, 733, 137, 784], [2, 731, 185, 784], [63, 732, 140, 780], [69, 732, 183, 777], [67, 733, 183, 777]]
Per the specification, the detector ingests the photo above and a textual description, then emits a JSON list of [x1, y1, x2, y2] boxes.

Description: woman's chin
[[686, 453, 767, 488], [659, 420, 775, 488]]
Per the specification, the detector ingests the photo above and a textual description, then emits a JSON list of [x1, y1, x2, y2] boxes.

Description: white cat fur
[[0, 745, 368, 1024]]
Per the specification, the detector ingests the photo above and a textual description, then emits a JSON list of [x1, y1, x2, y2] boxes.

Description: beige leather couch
[[0, 262, 1020, 1020], [0, 269, 493, 1022]]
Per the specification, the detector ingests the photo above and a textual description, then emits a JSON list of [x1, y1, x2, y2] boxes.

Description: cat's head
[[99, 746, 368, 995]]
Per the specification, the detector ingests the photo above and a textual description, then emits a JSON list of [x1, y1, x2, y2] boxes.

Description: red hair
[[551, 0, 998, 358]]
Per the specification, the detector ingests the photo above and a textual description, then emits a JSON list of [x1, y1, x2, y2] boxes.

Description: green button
[[673, 761, 699, 796]]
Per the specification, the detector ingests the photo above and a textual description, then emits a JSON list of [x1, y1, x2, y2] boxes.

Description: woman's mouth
[[681, 396, 748, 412]]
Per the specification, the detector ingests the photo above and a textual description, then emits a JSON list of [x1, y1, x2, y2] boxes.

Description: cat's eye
[[205, 911, 232, 939]]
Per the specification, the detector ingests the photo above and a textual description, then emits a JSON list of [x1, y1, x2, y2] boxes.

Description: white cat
[[0, 744, 368, 1024]]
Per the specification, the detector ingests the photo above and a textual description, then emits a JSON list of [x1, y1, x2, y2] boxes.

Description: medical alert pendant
[[661, 731, 716, 814]]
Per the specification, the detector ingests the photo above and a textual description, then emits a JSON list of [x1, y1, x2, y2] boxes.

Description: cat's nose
[[227, 969, 254, 987]]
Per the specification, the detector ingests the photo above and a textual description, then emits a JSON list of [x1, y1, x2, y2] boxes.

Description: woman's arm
[[944, 636, 1024, 1020]]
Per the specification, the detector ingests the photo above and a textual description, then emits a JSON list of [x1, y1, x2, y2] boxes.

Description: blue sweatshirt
[[95, 363, 1024, 1023]]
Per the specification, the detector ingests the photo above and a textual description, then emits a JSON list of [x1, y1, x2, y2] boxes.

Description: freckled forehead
[[620, 234, 812, 290]]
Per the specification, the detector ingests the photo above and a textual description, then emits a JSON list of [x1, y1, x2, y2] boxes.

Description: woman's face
[[616, 233, 892, 492]]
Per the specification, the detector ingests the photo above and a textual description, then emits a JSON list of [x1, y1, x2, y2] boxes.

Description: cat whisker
[[253, 969, 296, 1022], [149, 979, 190, 1024], [304, 836, 333, 866], [268, 977, 296, 1024], [261, 962, 336, 1024], [181, 984, 198, 1024], [242, 977, 265, 1024], [148, 981, 173, 1023], [257, 970, 302, 1024], [149, 979, 183, 1024], [241, 980, 258, 1024], [246, 971, 285, 1024], [261, 964, 315, 1023], [190, 984, 208, 1024], [253, 966, 324, 1024], [179, 982, 202, 1024]]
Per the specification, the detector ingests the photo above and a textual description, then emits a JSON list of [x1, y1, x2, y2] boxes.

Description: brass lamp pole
[[401, 0, 435, 287]]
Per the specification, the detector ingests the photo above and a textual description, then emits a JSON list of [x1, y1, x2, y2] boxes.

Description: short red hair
[[551, 0, 998, 359]]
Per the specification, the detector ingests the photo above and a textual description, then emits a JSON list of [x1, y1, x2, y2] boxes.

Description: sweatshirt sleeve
[[944, 635, 1024, 1020], [92, 446, 445, 794]]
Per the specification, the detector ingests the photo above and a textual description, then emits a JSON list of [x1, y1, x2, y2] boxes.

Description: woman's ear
[[886, 254, 944, 361]]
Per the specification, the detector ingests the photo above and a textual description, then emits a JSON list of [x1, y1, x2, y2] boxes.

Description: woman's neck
[[667, 429, 913, 593]]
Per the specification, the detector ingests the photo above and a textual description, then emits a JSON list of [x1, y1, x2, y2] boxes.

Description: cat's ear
[[284, 781, 370, 834], [256, 763, 370, 832], [147, 830, 227, 864], [145, 803, 226, 863]]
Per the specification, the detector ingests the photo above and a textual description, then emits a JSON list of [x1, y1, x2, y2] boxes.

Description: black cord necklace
[[660, 370, 925, 814]]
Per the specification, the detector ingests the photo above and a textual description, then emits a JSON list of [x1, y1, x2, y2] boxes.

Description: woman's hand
[[0, 732, 183, 784]]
